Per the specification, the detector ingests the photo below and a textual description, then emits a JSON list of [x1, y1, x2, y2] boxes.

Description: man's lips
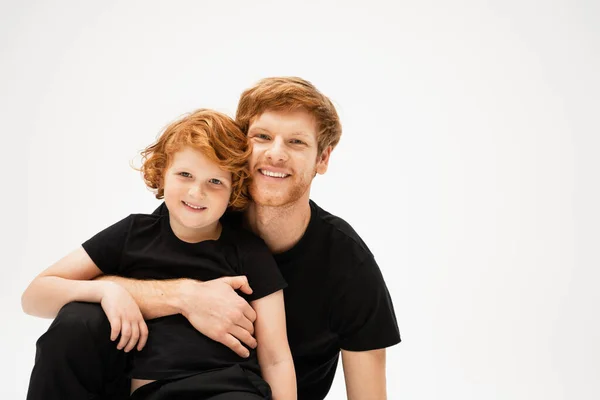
[[258, 168, 291, 179]]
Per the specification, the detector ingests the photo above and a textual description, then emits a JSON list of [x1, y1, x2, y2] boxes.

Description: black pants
[[130, 365, 271, 400], [26, 302, 271, 400], [26, 302, 130, 400]]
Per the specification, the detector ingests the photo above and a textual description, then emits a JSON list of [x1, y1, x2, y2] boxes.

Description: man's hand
[[178, 276, 257, 358]]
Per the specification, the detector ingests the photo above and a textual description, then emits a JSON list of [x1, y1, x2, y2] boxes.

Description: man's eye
[[209, 178, 222, 185], [291, 139, 305, 145], [178, 172, 192, 178]]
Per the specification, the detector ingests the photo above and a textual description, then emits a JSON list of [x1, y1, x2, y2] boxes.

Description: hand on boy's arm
[[97, 274, 258, 358], [179, 276, 258, 358]]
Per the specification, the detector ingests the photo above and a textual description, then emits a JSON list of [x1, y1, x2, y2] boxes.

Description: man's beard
[[249, 168, 315, 207]]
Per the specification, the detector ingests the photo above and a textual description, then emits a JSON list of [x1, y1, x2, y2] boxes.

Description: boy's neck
[[244, 198, 312, 254], [169, 217, 222, 243]]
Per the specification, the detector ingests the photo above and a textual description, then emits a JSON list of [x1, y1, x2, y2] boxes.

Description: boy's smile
[[163, 147, 232, 243]]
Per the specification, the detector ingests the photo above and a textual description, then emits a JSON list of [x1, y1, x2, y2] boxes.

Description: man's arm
[[95, 275, 185, 319], [341, 349, 387, 400], [96, 274, 259, 358], [252, 290, 296, 400]]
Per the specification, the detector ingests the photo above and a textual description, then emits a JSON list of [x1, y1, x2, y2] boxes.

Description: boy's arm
[[21, 246, 109, 318], [21, 246, 148, 352], [97, 274, 259, 358], [252, 290, 296, 400], [341, 349, 387, 400]]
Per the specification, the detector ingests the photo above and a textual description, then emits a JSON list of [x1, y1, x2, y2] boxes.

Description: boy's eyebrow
[[213, 172, 232, 180], [171, 165, 231, 180]]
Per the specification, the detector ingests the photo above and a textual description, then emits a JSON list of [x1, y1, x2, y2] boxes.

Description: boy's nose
[[188, 185, 206, 199]]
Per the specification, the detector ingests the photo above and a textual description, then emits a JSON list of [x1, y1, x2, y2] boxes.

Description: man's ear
[[316, 146, 332, 175]]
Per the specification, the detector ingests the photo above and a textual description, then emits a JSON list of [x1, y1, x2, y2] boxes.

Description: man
[[25, 77, 400, 399]]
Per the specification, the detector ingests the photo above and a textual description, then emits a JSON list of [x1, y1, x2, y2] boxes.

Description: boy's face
[[247, 109, 331, 207], [163, 146, 232, 240]]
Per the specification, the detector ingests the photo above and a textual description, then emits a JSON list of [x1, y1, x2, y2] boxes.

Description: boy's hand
[[100, 281, 149, 352], [178, 276, 257, 358]]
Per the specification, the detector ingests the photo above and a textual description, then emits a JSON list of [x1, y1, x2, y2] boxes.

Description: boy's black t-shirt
[[156, 200, 401, 400], [82, 213, 287, 380]]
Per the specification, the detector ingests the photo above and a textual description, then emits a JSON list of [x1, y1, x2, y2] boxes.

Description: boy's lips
[[182, 200, 206, 210]]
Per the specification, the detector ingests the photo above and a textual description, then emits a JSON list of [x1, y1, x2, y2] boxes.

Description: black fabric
[[82, 213, 286, 380], [27, 201, 400, 400], [26, 302, 130, 400], [130, 364, 271, 400], [273, 200, 400, 400], [156, 200, 401, 399], [82, 213, 286, 303]]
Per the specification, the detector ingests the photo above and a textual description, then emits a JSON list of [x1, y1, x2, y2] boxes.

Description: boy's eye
[[178, 172, 192, 178], [209, 178, 222, 185], [255, 133, 270, 140], [290, 139, 305, 145]]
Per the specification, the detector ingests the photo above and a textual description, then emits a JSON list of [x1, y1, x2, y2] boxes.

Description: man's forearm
[[95, 275, 186, 319]]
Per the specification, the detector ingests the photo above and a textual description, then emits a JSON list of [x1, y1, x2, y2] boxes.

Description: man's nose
[[265, 137, 288, 163]]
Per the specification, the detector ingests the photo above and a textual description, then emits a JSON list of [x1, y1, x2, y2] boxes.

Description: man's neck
[[244, 198, 312, 254]]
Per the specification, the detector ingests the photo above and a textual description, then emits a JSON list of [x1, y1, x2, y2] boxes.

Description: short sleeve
[[240, 237, 287, 302], [81, 215, 133, 275], [330, 255, 401, 351]]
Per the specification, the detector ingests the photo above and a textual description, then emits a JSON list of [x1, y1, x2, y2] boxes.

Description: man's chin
[[250, 182, 310, 208], [251, 196, 289, 207], [250, 189, 290, 207]]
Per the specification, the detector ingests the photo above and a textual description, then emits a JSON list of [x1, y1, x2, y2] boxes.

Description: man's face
[[247, 109, 331, 207]]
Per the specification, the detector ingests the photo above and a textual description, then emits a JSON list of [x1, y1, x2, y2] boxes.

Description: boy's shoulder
[[221, 211, 268, 250]]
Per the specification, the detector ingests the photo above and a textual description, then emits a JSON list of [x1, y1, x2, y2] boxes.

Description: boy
[[22, 109, 296, 400]]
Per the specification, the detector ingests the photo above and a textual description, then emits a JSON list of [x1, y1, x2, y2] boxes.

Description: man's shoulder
[[310, 200, 373, 261]]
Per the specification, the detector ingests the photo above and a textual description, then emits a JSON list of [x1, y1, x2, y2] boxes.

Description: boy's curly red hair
[[139, 109, 252, 210]]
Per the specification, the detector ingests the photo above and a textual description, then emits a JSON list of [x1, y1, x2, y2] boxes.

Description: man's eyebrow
[[248, 126, 270, 133], [290, 131, 310, 137], [249, 127, 310, 137]]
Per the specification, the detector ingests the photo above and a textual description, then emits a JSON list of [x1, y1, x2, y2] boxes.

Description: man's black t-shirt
[[274, 200, 400, 399], [157, 200, 401, 399], [82, 213, 287, 380]]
